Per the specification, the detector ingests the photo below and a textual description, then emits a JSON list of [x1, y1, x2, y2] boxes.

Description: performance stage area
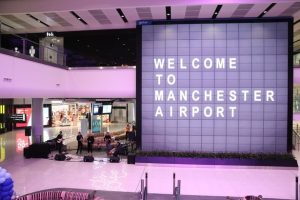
[[0, 127, 298, 199]]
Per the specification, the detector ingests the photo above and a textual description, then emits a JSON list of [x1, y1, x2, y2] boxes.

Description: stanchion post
[[144, 187, 147, 200], [140, 179, 144, 200], [145, 173, 148, 188], [296, 176, 298, 200], [178, 180, 181, 195], [173, 173, 175, 195], [145, 172, 148, 199]]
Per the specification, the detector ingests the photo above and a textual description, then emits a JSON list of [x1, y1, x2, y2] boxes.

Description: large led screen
[[139, 19, 292, 153]]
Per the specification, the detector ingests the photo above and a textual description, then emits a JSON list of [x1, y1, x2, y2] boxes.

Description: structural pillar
[[32, 98, 43, 143]]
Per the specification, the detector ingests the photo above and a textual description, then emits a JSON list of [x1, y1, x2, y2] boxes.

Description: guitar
[[57, 138, 64, 143]]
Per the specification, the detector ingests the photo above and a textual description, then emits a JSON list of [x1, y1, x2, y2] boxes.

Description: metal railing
[[140, 172, 148, 200], [173, 173, 181, 200], [0, 24, 67, 68]]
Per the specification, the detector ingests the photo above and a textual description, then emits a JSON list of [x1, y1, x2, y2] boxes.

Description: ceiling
[[0, 0, 300, 51]]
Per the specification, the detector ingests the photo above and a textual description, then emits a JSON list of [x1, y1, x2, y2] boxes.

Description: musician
[[56, 131, 64, 154], [87, 132, 94, 155], [76, 131, 83, 154], [109, 140, 122, 157]]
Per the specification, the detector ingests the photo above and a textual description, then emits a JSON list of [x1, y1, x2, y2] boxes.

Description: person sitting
[[104, 132, 112, 144], [109, 141, 122, 157]]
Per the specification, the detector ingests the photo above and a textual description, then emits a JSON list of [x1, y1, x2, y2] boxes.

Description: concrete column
[[32, 98, 43, 143]]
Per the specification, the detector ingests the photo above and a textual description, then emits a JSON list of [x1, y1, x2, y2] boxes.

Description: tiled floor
[[0, 124, 298, 199]]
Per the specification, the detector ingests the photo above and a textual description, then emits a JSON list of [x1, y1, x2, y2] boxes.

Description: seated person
[[104, 132, 112, 144], [109, 141, 122, 157]]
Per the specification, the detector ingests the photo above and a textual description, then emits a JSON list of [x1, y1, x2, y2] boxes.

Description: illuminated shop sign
[[0, 138, 5, 162]]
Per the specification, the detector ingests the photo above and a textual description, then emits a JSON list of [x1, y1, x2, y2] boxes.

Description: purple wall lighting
[[139, 20, 290, 153]]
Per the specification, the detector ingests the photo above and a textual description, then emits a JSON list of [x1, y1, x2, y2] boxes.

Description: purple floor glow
[[0, 128, 298, 199]]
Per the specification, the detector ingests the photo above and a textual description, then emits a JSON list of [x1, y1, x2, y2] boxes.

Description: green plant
[[136, 150, 295, 161]]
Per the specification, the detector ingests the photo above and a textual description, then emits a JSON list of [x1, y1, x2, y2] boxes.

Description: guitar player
[[56, 131, 64, 154]]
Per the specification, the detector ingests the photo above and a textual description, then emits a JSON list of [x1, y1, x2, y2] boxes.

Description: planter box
[[135, 156, 298, 167]]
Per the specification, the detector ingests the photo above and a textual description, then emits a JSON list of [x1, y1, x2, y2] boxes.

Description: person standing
[[76, 131, 83, 154], [87, 132, 94, 155], [56, 131, 63, 154]]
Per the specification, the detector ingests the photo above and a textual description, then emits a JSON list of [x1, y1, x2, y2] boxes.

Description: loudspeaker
[[23, 147, 31, 159], [109, 156, 120, 163], [55, 154, 66, 161], [30, 143, 50, 158], [25, 127, 31, 136], [127, 153, 135, 164], [83, 156, 94, 162]]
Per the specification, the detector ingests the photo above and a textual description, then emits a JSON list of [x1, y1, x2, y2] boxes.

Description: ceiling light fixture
[[166, 6, 171, 20], [116, 8, 128, 23], [26, 14, 49, 27], [212, 5, 222, 19], [258, 3, 276, 18], [1, 22, 15, 30], [70, 11, 87, 25]]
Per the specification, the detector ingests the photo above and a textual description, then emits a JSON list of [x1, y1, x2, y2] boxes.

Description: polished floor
[[0, 125, 298, 199]]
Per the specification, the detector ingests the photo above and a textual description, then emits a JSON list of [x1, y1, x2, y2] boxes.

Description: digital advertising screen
[[15, 106, 50, 128], [92, 103, 102, 115], [102, 105, 112, 114], [138, 18, 292, 153]]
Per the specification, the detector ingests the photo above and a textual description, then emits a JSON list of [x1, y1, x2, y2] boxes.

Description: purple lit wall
[[140, 20, 290, 153], [0, 53, 135, 98]]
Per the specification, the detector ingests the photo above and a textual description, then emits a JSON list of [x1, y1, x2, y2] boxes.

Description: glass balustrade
[[0, 28, 67, 68]]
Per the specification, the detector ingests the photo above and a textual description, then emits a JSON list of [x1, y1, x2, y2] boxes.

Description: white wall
[[0, 53, 136, 98]]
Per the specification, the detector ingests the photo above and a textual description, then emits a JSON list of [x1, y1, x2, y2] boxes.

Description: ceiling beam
[[0, 0, 298, 14]]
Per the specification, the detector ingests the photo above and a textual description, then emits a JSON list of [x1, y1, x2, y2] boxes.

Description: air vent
[[89, 10, 112, 24], [231, 4, 254, 17], [185, 5, 201, 18], [281, 2, 300, 16], [44, 13, 72, 26], [1, 15, 34, 28], [136, 7, 152, 19]]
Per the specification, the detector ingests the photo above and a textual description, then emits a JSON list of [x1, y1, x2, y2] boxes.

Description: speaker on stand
[[25, 127, 31, 136]]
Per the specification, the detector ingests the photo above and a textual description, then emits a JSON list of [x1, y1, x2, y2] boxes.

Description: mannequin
[[29, 46, 36, 57]]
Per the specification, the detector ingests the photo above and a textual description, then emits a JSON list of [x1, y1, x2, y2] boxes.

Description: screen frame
[[92, 103, 102, 115], [102, 104, 112, 114], [136, 17, 293, 152]]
